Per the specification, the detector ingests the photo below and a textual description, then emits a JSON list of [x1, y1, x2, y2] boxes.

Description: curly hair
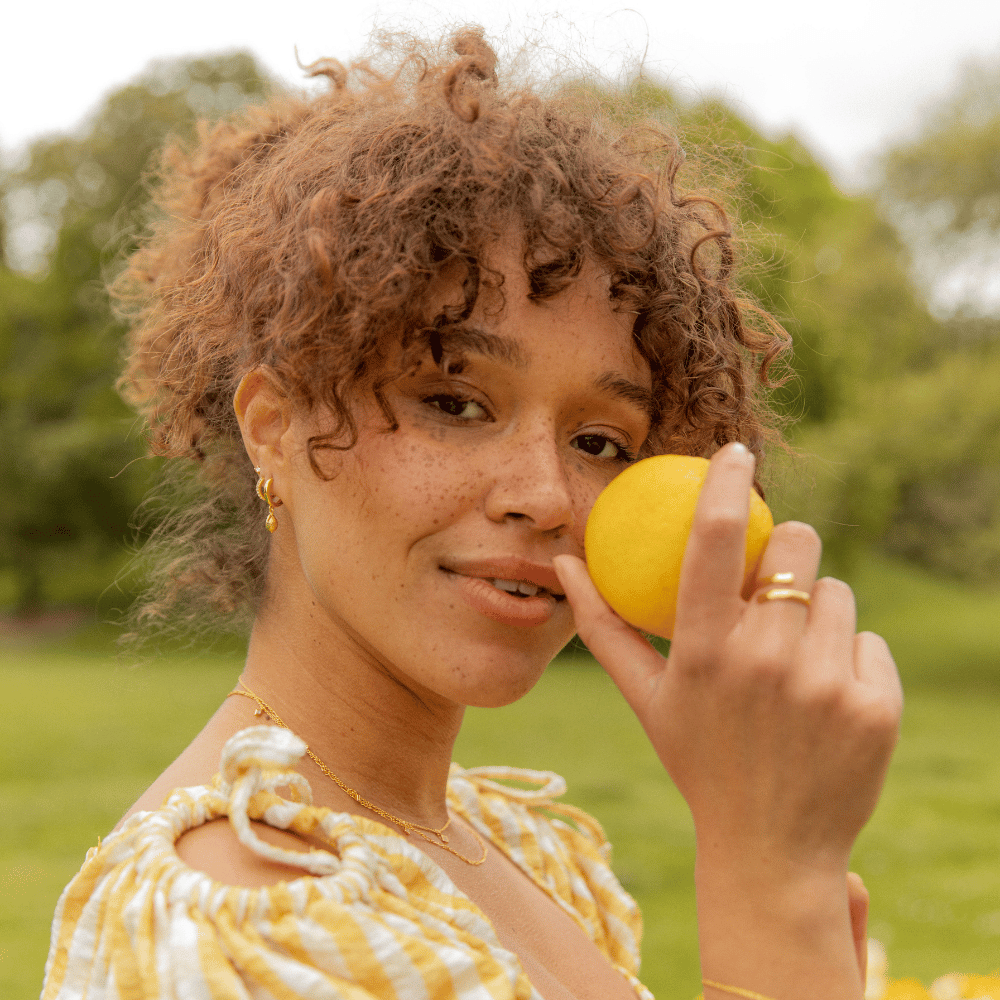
[[115, 27, 790, 637]]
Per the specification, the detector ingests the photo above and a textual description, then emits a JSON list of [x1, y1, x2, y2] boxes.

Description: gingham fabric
[[42, 726, 651, 1000]]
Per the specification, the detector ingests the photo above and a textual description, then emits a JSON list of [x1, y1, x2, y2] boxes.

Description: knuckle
[[696, 509, 745, 545], [591, 602, 633, 634], [858, 631, 902, 685], [847, 871, 869, 900], [743, 645, 794, 687], [774, 520, 821, 551], [859, 629, 892, 657], [856, 693, 903, 741], [814, 576, 853, 600], [803, 676, 846, 710]]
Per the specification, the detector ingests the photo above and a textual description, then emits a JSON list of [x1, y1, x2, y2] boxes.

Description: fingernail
[[730, 442, 748, 455]]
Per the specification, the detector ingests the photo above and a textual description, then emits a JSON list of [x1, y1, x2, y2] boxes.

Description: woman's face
[[271, 247, 653, 709]]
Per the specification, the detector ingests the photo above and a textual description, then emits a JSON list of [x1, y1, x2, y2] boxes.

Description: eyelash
[[423, 394, 486, 421], [422, 393, 636, 464], [573, 434, 636, 464]]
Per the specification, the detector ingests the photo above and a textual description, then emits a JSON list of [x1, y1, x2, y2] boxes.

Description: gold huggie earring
[[254, 466, 283, 533]]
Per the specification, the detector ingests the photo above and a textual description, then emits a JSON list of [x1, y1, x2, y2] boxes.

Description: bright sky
[[3, 0, 999, 311], [3, 0, 999, 191]]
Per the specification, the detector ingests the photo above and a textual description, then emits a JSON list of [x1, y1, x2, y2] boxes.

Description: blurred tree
[[774, 335, 1000, 581], [617, 81, 939, 426], [714, 107, 939, 425], [627, 80, 999, 580], [881, 54, 1000, 317], [3, 56, 995, 613], [764, 48, 1000, 579], [883, 56, 1000, 237], [0, 51, 271, 614]]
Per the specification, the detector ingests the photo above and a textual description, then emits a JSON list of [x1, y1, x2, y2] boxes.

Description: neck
[[236, 602, 465, 828]]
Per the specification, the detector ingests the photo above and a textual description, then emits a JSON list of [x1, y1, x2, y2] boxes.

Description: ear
[[234, 369, 293, 473]]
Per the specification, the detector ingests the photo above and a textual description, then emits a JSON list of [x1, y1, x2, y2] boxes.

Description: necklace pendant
[[439, 832, 449, 844]]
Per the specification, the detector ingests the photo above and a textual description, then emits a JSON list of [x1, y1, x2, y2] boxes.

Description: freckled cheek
[[374, 444, 491, 522], [566, 459, 610, 533]]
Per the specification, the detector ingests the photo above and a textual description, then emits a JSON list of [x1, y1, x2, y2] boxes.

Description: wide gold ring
[[757, 571, 796, 587], [757, 587, 811, 607]]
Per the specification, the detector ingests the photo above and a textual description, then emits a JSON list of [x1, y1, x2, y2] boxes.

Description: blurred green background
[[2, 50, 999, 999], [4, 604, 1000, 999]]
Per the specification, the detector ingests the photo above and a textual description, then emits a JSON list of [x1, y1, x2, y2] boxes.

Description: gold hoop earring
[[254, 466, 283, 533]]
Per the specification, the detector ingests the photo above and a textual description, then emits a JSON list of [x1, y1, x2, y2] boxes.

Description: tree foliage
[[0, 52, 271, 613], [619, 78, 1000, 582], [776, 337, 1000, 581], [880, 54, 1000, 319], [883, 56, 1000, 237], [1, 56, 997, 614], [770, 52, 1000, 582], [684, 96, 938, 425]]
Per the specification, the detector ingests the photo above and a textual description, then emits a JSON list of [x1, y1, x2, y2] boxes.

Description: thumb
[[847, 871, 869, 982], [553, 554, 663, 711]]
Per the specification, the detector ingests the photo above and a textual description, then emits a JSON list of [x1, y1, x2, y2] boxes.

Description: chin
[[448, 642, 558, 709]]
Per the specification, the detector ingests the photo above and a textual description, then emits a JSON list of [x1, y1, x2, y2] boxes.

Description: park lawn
[[2, 638, 1000, 1000]]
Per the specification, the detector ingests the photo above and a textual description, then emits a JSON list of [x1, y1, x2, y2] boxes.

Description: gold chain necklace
[[226, 682, 488, 866]]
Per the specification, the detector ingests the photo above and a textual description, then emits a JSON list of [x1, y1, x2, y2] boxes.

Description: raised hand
[[554, 442, 901, 999]]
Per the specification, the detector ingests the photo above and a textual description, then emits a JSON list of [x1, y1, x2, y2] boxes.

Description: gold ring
[[757, 588, 811, 607], [757, 571, 795, 587]]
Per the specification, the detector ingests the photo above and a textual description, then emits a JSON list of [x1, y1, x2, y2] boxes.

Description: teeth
[[492, 578, 541, 597]]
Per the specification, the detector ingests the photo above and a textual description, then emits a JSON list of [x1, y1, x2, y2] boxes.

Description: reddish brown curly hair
[[116, 28, 789, 634]]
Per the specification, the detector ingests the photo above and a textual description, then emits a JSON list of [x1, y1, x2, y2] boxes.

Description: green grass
[[3, 652, 1000, 999], [0, 648, 244, 996], [463, 670, 1000, 994], [3, 553, 1000, 998], [849, 552, 1000, 692]]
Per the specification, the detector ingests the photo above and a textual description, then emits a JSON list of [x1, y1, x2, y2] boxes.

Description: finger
[[553, 554, 662, 708], [740, 521, 822, 670], [847, 872, 869, 980], [746, 519, 821, 622], [749, 519, 822, 593], [853, 631, 903, 701], [793, 577, 857, 685], [672, 443, 755, 648], [853, 631, 904, 735]]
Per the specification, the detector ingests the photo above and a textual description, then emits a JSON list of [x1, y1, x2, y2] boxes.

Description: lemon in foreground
[[584, 454, 773, 638]]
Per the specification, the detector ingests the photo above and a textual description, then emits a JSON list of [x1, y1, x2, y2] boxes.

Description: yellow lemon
[[584, 454, 773, 638]]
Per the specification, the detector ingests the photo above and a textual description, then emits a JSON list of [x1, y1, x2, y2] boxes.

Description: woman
[[42, 29, 901, 1000]]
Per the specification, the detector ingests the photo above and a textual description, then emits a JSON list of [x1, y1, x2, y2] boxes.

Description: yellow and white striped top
[[42, 726, 651, 1000]]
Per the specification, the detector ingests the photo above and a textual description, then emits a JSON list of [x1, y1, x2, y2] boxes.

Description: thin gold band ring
[[756, 587, 811, 607]]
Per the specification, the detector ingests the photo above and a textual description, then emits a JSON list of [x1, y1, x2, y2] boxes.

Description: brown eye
[[424, 394, 487, 420], [572, 434, 621, 459]]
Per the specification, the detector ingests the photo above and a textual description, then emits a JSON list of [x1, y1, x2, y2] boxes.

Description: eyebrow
[[432, 324, 656, 421], [594, 371, 657, 422], [435, 325, 529, 369]]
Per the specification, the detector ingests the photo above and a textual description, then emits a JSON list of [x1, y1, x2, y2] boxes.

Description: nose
[[483, 424, 576, 533]]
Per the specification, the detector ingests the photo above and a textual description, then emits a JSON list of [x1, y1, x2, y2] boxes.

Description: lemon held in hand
[[584, 454, 773, 639]]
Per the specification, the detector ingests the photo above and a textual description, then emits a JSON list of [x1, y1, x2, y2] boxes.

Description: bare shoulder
[[117, 698, 258, 826], [175, 817, 320, 888], [116, 701, 335, 887]]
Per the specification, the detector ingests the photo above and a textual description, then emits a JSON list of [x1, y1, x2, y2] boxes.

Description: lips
[[440, 558, 567, 627]]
